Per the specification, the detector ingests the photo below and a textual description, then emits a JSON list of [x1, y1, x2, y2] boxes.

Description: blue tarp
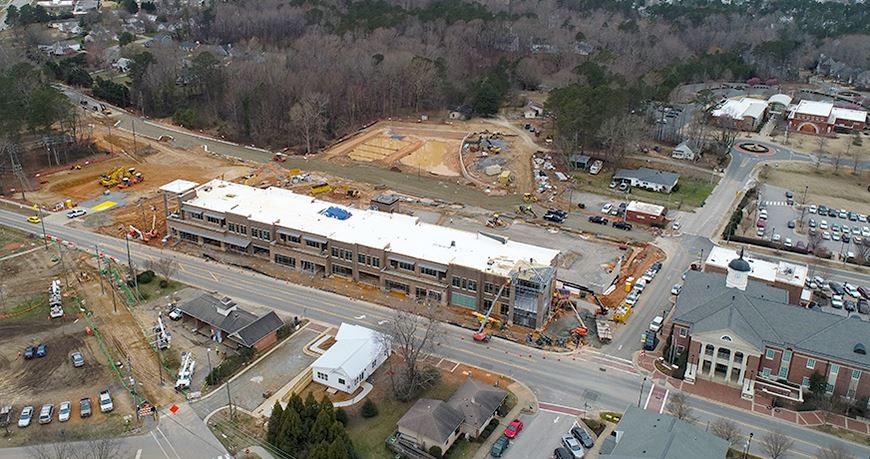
[[323, 206, 352, 220]]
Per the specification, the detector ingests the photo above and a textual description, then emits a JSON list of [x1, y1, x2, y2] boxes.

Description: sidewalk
[[634, 350, 870, 435]]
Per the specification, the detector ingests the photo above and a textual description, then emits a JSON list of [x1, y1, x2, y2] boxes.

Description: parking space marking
[[135, 449, 142, 459], [150, 431, 171, 459]]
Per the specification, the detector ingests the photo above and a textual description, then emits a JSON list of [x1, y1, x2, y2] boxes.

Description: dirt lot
[[761, 162, 870, 215], [0, 243, 177, 445]]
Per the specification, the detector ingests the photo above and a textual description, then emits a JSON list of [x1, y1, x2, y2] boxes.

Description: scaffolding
[[511, 265, 556, 329]]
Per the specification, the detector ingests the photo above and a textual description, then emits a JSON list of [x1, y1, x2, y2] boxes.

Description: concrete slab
[[80, 190, 128, 212]]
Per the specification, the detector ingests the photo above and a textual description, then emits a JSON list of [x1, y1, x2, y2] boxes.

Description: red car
[[504, 418, 524, 439]]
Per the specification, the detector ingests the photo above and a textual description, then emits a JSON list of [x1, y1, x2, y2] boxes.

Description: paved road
[[2, 211, 868, 458]]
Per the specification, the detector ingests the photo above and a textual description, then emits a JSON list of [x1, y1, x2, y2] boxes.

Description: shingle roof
[[446, 379, 506, 431], [234, 311, 284, 347], [613, 168, 679, 188], [675, 271, 870, 368], [180, 294, 282, 347], [398, 399, 463, 445], [601, 406, 728, 459]]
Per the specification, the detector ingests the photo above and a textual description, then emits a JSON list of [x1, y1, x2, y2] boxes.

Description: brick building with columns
[[667, 252, 870, 408]]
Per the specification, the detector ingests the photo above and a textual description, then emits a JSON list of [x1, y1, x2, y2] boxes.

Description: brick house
[[178, 294, 284, 352], [667, 252, 870, 408], [624, 201, 667, 226], [788, 100, 868, 135]]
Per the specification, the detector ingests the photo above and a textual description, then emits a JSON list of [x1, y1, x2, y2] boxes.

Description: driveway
[[500, 410, 576, 459], [190, 326, 319, 418]]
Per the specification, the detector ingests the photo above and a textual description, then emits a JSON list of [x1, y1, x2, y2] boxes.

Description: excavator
[[272, 152, 288, 162], [523, 193, 538, 203], [100, 167, 142, 188]]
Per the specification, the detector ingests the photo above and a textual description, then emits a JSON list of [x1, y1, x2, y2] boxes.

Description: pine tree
[[310, 409, 335, 444], [319, 396, 335, 421], [308, 441, 331, 459], [327, 438, 350, 459], [335, 407, 348, 426], [266, 401, 284, 446], [277, 406, 304, 456], [288, 392, 305, 417], [361, 399, 378, 418], [305, 392, 320, 420]]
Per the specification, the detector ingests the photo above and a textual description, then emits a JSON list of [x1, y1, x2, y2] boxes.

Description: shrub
[[478, 418, 499, 441], [137, 270, 155, 284], [361, 399, 378, 418], [276, 325, 293, 340], [159, 279, 168, 288], [428, 446, 443, 458], [335, 408, 348, 426], [162, 351, 180, 371]]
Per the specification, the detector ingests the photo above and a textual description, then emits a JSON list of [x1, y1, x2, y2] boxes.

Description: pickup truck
[[99, 390, 114, 413]]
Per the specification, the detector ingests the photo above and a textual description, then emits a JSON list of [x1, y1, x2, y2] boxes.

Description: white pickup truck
[[99, 390, 114, 413]]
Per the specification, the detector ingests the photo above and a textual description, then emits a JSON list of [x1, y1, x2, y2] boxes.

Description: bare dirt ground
[[761, 162, 870, 215], [0, 245, 178, 445]]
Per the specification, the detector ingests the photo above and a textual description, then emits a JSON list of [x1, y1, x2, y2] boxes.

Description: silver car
[[561, 434, 585, 458]]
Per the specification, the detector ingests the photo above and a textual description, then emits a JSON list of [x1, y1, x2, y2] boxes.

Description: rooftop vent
[[855, 343, 866, 355]]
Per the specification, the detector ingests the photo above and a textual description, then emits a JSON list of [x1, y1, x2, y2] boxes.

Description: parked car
[[490, 436, 510, 457], [671, 221, 681, 230], [612, 221, 632, 231], [787, 220, 795, 229], [18, 406, 33, 428], [857, 299, 869, 314], [79, 398, 92, 418], [844, 283, 859, 298], [544, 210, 567, 224], [759, 209, 768, 220], [601, 203, 613, 214], [99, 390, 113, 413], [58, 401, 71, 422], [844, 300, 856, 312], [24, 346, 35, 360], [818, 205, 828, 215], [570, 426, 595, 449], [588, 216, 608, 225], [66, 209, 87, 219], [808, 205, 817, 214], [829, 282, 846, 296], [772, 234, 781, 242], [36, 344, 47, 358], [671, 284, 682, 296], [168, 308, 183, 320], [784, 238, 793, 248], [634, 279, 647, 293], [831, 296, 844, 309], [38, 404, 53, 424], [857, 286, 870, 300], [808, 219, 816, 228], [71, 351, 84, 368], [649, 316, 664, 333], [561, 434, 585, 459], [554, 447, 574, 459], [820, 220, 829, 230], [504, 418, 523, 439]]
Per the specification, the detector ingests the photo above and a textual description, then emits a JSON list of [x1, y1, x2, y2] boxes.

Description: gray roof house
[[671, 141, 696, 161], [397, 378, 506, 453], [179, 294, 283, 350], [613, 167, 680, 193], [599, 406, 728, 458], [569, 154, 591, 170]]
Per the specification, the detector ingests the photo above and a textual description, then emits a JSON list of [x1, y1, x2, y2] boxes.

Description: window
[[416, 287, 428, 301], [676, 345, 685, 353], [275, 254, 296, 268], [831, 364, 839, 375], [189, 211, 203, 220], [316, 372, 328, 381], [467, 280, 477, 292], [679, 328, 687, 338], [253, 245, 270, 256], [305, 238, 324, 250], [452, 276, 461, 288], [778, 366, 788, 378], [391, 259, 414, 271], [483, 299, 493, 310], [500, 303, 510, 316], [206, 215, 222, 225], [427, 290, 442, 303], [762, 368, 771, 378], [450, 292, 477, 309], [280, 233, 300, 243], [766, 349, 775, 360], [251, 228, 271, 241], [385, 280, 409, 294], [420, 266, 441, 278], [782, 350, 792, 363], [802, 376, 810, 387], [332, 265, 352, 277], [331, 247, 353, 261], [806, 358, 816, 369], [485, 282, 496, 294], [180, 231, 198, 242], [338, 378, 345, 385], [852, 369, 861, 380]]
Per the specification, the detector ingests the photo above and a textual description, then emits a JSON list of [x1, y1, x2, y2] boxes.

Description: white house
[[312, 323, 389, 394], [671, 140, 696, 160], [523, 104, 544, 119]]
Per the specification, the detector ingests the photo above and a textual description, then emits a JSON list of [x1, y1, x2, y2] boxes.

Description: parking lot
[[499, 410, 590, 459]]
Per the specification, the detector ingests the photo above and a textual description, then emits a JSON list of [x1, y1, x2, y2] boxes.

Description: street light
[[743, 432, 754, 459], [637, 377, 647, 408]]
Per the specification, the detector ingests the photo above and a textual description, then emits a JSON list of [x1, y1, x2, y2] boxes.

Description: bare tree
[[147, 256, 179, 282], [289, 92, 329, 154], [816, 136, 827, 170], [666, 391, 696, 422], [713, 126, 738, 165], [808, 230, 823, 252], [382, 303, 442, 402], [817, 394, 844, 426], [761, 430, 794, 459], [27, 438, 73, 459], [815, 443, 857, 459], [710, 418, 742, 447]]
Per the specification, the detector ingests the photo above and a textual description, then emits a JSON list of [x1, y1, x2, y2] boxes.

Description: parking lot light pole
[[637, 377, 646, 408]]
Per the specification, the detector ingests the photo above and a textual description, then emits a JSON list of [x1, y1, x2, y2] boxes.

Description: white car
[[759, 209, 768, 220], [649, 316, 664, 332], [860, 214, 868, 223], [168, 308, 183, 320], [772, 234, 781, 242], [808, 205, 817, 214], [634, 279, 647, 293], [18, 406, 33, 428], [784, 238, 793, 248], [58, 401, 71, 422], [862, 226, 870, 237], [756, 227, 765, 237], [845, 283, 859, 298], [833, 232, 841, 241], [831, 296, 845, 308], [99, 390, 114, 413], [66, 209, 87, 219], [820, 220, 829, 230], [672, 221, 681, 230], [625, 291, 639, 306], [601, 203, 613, 214], [852, 226, 860, 235], [822, 231, 831, 240], [671, 284, 682, 296]]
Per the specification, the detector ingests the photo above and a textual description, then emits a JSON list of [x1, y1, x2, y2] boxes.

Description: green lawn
[[574, 171, 717, 211], [347, 381, 469, 459], [134, 278, 184, 302]]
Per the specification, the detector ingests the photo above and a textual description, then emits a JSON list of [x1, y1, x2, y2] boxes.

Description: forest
[[1, 0, 868, 153]]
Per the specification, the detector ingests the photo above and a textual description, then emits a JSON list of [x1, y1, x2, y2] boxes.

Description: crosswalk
[[761, 200, 790, 207]]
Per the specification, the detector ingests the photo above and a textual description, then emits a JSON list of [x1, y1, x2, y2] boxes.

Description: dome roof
[[728, 257, 751, 273]]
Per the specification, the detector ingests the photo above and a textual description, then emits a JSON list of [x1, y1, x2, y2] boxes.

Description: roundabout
[[737, 142, 771, 154]]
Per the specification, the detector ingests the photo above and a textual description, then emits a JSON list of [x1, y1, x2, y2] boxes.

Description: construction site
[[0, 235, 178, 445]]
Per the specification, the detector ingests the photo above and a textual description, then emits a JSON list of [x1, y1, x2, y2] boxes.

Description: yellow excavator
[[100, 167, 140, 187]]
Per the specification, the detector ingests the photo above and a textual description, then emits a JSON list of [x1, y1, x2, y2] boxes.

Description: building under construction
[[161, 179, 561, 329]]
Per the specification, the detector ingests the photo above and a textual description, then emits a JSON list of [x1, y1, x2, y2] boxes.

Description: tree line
[[267, 393, 357, 459]]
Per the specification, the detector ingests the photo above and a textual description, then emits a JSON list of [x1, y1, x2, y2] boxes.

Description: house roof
[[712, 97, 768, 120], [830, 107, 868, 123], [446, 379, 507, 431], [673, 141, 694, 154], [312, 323, 386, 379], [600, 406, 728, 459], [398, 399, 463, 445], [451, 105, 472, 115], [626, 201, 666, 216], [180, 294, 282, 347], [705, 246, 807, 287], [768, 94, 792, 106], [613, 168, 679, 188], [569, 154, 591, 164], [675, 271, 870, 368], [791, 100, 833, 118], [180, 180, 559, 277]]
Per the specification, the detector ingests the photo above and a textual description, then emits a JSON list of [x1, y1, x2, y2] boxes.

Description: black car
[[858, 299, 869, 314], [651, 262, 662, 271], [843, 233, 851, 243], [787, 220, 795, 229], [828, 208, 837, 217], [588, 216, 608, 225], [612, 221, 632, 231], [24, 346, 35, 359], [844, 300, 856, 312], [571, 426, 595, 449], [544, 212, 566, 224], [36, 344, 47, 358], [785, 191, 794, 199], [553, 447, 573, 459], [818, 205, 828, 215]]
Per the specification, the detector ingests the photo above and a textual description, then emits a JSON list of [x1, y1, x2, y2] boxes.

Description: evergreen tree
[[310, 409, 335, 444], [319, 396, 335, 420], [266, 401, 283, 446], [308, 441, 330, 459], [277, 406, 304, 456], [327, 438, 350, 459], [335, 408, 348, 426], [361, 399, 379, 418]]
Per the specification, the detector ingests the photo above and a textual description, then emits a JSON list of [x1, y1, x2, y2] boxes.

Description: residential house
[[523, 104, 543, 119], [178, 294, 284, 352], [448, 105, 472, 120], [668, 252, 870, 408], [112, 57, 133, 73], [598, 406, 728, 458], [568, 154, 591, 170], [311, 323, 389, 394], [161, 180, 560, 330], [671, 141, 695, 160], [397, 378, 506, 452], [612, 168, 680, 193]]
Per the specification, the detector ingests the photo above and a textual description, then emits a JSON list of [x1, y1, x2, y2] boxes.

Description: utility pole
[[127, 356, 138, 420], [125, 234, 139, 299], [37, 204, 47, 250], [55, 239, 70, 289], [131, 119, 138, 156], [95, 245, 104, 295], [225, 369, 234, 419], [637, 377, 646, 408], [0, 284, 6, 315], [108, 123, 114, 155]]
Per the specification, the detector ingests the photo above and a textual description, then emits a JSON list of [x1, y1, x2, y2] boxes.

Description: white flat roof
[[705, 246, 807, 287], [792, 100, 833, 118], [160, 179, 199, 194], [183, 180, 559, 276], [626, 200, 665, 216], [712, 98, 768, 120], [830, 107, 868, 123]]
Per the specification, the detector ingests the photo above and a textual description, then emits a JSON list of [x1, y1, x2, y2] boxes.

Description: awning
[[419, 263, 447, 273], [224, 234, 251, 247], [304, 236, 328, 244], [387, 255, 417, 265], [278, 231, 301, 239], [175, 225, 222, 240]]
